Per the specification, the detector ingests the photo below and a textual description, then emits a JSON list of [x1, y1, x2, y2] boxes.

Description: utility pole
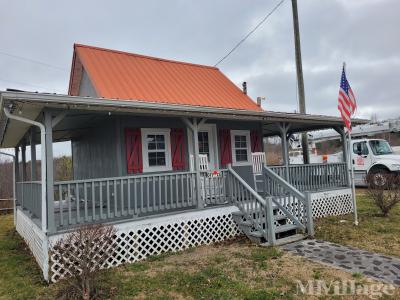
[[291, 0, 309, 164]]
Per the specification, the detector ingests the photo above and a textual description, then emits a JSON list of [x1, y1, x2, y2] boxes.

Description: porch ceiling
[[0, 91, 368, 147]]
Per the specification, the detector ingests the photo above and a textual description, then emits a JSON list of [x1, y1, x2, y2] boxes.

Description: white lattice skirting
[[311, 188, 353, 219], [15, 208, 49, 280], [275, 188, 353, 222], [49, 206, 240, 282]]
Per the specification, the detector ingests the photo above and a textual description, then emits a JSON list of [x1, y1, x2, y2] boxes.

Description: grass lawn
[[1, 196, 400, 299], [315, 189, 400, 257]]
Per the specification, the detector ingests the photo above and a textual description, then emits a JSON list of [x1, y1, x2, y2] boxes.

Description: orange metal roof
[[68, 44, 262, 111]]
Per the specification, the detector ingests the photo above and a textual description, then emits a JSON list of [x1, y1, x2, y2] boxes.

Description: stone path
[[281, 239, 400, 286]]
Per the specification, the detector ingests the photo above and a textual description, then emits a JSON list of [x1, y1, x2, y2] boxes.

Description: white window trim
[[231, 130, 251, 166], [141, 128, 172, 172]]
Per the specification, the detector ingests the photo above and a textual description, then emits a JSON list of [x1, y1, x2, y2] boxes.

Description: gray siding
[[72, 114, 261, 188], [78, 69, 97, 97], [72, 118, 118, 179]]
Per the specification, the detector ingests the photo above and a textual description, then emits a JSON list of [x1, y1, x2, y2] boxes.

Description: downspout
[[3, 107, 47, 233], [0, 151, 16, 225]]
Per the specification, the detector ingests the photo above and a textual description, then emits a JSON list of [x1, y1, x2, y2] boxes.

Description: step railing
[[269, 163, 348, 192], [227, 165, 276, 245], [53, 171, 198, 228], [263, 166, 314, 236]]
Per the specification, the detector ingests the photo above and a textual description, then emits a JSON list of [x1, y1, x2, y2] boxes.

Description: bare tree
[[366, 173, 400, 217], [51, 224, 117, 300]]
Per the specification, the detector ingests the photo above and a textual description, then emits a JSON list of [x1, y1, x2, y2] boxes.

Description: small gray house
[[0, 44, 366, 282]]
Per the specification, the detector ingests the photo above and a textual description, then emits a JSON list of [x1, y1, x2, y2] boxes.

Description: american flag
[[338, 66, 356, 130]]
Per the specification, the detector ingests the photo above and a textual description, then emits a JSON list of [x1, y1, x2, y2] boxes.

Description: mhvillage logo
[[296, 279, 395, 299]]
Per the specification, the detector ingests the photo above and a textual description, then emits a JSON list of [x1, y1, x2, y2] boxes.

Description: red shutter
[[171, 128, 185, 170], [250, 130, 262, 152], [219, 129, 232, 166], [125, 128, 143, 174]]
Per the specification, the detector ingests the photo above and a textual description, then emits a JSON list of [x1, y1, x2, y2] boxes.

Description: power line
[[214, 0, 286, 67], [0, 50, 67, 71], [0, 77, 64, 93]]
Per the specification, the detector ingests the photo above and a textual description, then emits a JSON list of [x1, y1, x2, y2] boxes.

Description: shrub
[[51, 224, 116, 299], [366, 173, 400, 217]]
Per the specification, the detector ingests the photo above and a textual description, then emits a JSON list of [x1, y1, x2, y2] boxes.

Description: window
[[353, 142, 369, 156], [142, 129, 172, 172], [231, 130, 251, 165], [369, 140, 393, 155], [198, 131, 210, 159]]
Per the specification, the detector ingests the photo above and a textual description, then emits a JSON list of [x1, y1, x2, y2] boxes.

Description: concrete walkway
[[282, 239, 400, 286]]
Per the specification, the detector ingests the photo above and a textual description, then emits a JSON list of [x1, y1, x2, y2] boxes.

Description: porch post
[[30, 127, 37, 181], [14, 146, 20, 183], [278, 123, 290, 180], [182, 117, 203, 209], [192, 118, 204, 209], [44, 111, 55, 233], [21, 141, 27, 182], [334, 126, 350, 186]]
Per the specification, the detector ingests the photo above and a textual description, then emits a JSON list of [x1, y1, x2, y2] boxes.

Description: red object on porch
[[171, 128, 185, 170], [125, 128, 143, 173], [219, 129, 232, 166], [250, 130, 262, 152]]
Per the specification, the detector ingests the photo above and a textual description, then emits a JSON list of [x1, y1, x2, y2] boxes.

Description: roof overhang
[[0, 91, 369, 148]]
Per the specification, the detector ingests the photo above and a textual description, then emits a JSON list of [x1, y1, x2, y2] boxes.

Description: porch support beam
[[21, 141, 27, 182], [182, 117, 204, 209], [14, 146, 19, 183], [30, 127, 37, 181], [333, 126, 347, 163], [51, 111, 67, 128], [44, 111, 55, 233], [278, 123, 291, 180], [334, 126, 351, 187]]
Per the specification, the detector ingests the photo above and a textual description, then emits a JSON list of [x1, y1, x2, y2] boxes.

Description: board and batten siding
[[72, 118, 119, 179], [72, 114, 263, 190]]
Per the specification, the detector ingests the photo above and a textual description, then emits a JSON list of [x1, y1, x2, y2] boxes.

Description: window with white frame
[[231, 130, 251, 166], [142, 128, 172, 172]]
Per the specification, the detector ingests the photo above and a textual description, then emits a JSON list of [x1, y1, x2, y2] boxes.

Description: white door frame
[[188, 123, 219, 170]]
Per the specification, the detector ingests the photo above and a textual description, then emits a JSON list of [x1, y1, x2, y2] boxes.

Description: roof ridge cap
[[74, 43, 219, 71]]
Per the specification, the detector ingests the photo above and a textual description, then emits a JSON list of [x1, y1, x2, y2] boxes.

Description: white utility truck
[[352, 139, 400, 186]]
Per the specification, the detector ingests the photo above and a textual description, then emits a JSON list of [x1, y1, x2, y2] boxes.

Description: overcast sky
[[0, 0, 399, 122]]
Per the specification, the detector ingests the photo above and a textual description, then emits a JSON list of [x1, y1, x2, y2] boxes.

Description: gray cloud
[[0, 0, 399, 120]]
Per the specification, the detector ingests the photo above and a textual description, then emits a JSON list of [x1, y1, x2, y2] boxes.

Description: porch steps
[[232, 210, 305, 246], [262, 234, 306, 246]]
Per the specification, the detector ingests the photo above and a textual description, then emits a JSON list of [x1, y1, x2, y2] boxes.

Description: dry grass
[[1, 201, 400, 299], [315, 191, 400, 257]]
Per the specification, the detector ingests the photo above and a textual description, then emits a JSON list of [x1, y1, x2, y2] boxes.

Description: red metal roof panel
[[69, 44, 262, 111]]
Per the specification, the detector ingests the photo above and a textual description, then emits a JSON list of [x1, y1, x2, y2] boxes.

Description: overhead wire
[[0, 50, 67, 71], [214, 0, 286, 67]]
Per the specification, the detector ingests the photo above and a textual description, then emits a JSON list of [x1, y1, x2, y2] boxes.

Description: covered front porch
[[0, 91, 366, 281], [3, 92, 359, 234]]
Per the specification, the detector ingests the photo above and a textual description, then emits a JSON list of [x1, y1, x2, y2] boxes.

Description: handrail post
[[228, 164, 234, 203], [265, 196, 276, 245], [304, 191, 314, 237]]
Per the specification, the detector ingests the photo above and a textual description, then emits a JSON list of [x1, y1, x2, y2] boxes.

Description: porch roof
[[0, 91, 368, 147]]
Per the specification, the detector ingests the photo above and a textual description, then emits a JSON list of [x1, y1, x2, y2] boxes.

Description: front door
[[188, 124, 218, 170], [352, 140, 372, 185], [352, 141, 371, 172]]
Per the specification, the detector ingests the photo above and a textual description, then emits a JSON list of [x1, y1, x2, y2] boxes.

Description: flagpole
[[347, 129, 359, 226], [343, 61, 359, 226]]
